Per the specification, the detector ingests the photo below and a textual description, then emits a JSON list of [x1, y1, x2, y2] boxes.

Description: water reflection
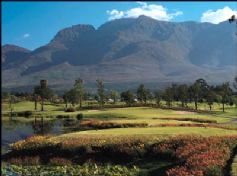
[[2, 117, 83, 153], [2, 115, 93, 155]]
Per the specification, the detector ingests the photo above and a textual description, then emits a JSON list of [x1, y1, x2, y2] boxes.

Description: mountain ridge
[[2, 16, 237, 90]]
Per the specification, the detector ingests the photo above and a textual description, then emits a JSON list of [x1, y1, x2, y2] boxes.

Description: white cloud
[[201, 6, 237, 24], [106, 2, 183, 21], [106, 9, 124, 20], [23, 33, 30, 38]]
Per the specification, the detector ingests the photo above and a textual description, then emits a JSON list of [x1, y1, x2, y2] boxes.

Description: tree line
[[2, 77, 237, 112]]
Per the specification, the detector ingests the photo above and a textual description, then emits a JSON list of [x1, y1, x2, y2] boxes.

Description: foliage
[[80, 120, 148, 129], [120, 90, 135, 106], [163, 87, 173, 107], [156, 136, 237, 176], [65, 107, 76, 112], [110, 90, 119, 104], [10, 135, 59, 151], [1, 163, 140, 176], [137, 84, 151, 104], [76, 113, 84, 120], [96, 79, 105, 106], [73, 78, 84, 108], [16, 111, 33, 117], [49, 157, 72, 166]]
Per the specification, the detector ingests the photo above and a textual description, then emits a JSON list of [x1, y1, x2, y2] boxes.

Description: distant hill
[[2, 15, 237, 91]]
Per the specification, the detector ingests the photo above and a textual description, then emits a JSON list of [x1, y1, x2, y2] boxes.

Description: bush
[[56, 115, 70, 119], [17, 111, 33, 118], [206, 166, 223, 176], [49, 157, 72, 166], [76, 113, 84, 120], [8, 156, 40, 165], [65, 107, 76, 112], [1, 163, 140, 176]]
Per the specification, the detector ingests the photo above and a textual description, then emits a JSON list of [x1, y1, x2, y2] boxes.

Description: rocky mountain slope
[[2, 15, 237, 90]]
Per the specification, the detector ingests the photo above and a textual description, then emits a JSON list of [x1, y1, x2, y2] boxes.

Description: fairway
[[60, 126, 237, 137]]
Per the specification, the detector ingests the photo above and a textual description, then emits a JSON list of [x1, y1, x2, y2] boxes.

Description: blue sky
[[2, 2, 237, 50]]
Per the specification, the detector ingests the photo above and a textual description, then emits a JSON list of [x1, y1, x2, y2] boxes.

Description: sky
[[2, 1, 237, 50]]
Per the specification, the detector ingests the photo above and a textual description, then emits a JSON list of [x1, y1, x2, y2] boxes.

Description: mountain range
[[2, 15, 237, 91]]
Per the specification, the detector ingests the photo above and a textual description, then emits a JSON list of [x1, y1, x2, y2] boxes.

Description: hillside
[[2, 15, 237, 90]]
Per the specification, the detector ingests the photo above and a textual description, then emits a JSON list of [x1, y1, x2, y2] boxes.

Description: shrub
[[56, 115, 70, 119], [49, 157, 72, 166], [8, 156, 40, 165], [1, 163, 140, 176], [10, 135, 60, 152], [65, 107, 76, 112], [17, 111, 33, 118], [76, 113, 84, 120]]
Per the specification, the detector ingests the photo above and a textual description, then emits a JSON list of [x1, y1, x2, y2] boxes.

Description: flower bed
[[5, 135, 237, 176], [152, 136, 237, 176]]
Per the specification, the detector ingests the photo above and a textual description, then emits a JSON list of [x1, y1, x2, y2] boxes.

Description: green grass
[[2, 101, 236, 126], [82, 107, 230, 123], [59, 126, 237, 137]]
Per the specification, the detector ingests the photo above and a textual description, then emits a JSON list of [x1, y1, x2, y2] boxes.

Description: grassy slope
[[57, 127, 237, 139], [2, 101, 236, 125]]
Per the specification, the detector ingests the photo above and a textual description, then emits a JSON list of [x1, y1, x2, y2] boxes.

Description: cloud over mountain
[[107, 2, 183, 21], [201, 6, 237, 24]]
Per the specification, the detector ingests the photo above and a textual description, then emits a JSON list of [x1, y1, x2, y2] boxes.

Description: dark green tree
[[191, 81, 201, 110], [33, 86, 41, 110], [154, 90, 162, 107], [96, 80, 105, 107], [121, 90, 134, 106], [219, 82, 232, 112], [178, 84, 189, 108], [137, 84, 150, 104], [33, 85, 54, 111], [163, 87, 173, 108], [233, 77, 237, 90], [63, 91, 70, 108], [110, 90, 119, 104], [206, 89, 215, 111], [73, 78, 84, 108]]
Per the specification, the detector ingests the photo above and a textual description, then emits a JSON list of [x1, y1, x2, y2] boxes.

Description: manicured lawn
[[58, 126, 237, 137], [2, 101, 236, 125]]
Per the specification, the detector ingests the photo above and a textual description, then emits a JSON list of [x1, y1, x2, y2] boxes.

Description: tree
[[219, 82, 231, 112], [137, 84, 150, 104], [33, 86, 41, 110], [191, 81, 201, 110], [154, 90, 162, 107], [9, 94, 17, 110], [233, 77, 237, 91], [96, 80, 105, 107], [171, 84, 179, 102], [40, 87, 54, 111], [178, 84, 189, 108], [163, 87, 173, 108], [110, 90, 119, 104], [63, 91, 70, 108], [196, 78, 209, 100], [121, 90, 134, 106], [73, 78, 84, 108], [206, 89, 215, 111], [33, 84, 54, 111], [66, 89, 78, 107]]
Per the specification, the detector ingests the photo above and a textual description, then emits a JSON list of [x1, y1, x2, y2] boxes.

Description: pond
[[2, 117, 85, 154]]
